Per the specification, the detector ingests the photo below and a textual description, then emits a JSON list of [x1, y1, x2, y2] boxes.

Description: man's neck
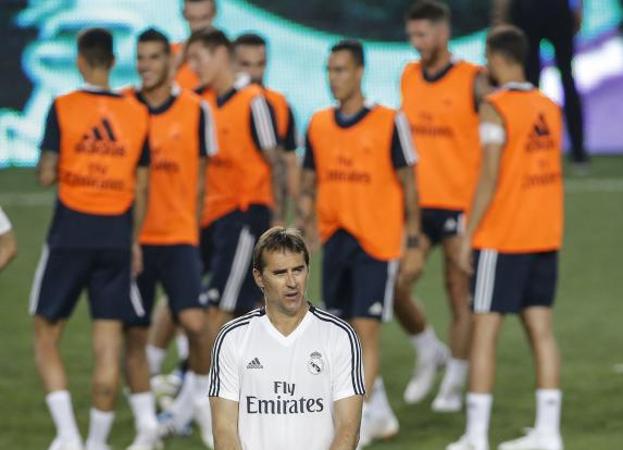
[[338, 91, 365, 117], [496, 68, 527, 86], [83, 70, 110, 90], [141, 82, 173, 108], [211, 70, 236, 96], [265, 304, 308, 337], [422, 48, 452, 77]]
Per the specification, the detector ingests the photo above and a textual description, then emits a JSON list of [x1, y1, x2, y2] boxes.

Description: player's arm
[[393, 112, 424, 289], [198, 101, 217, 223], [297, 132, 319, 251], [458, 101, 505, 274], [211, 397, 242, 450], [250, 96, 284, 225], [132, 136, 151, 277], [330, 395, 363, 450], [281, 104, 300, 217], [474, 70, 494, 107], [37, 101, 61, 187], [0, 208, 17, 271]]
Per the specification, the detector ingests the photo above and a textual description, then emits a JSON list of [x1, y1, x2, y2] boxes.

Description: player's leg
[[146, 302, 176, 375], [400, 212, 449, 404], [31, 246, 88, 449], [499, 252, 562, 450], [433, 229, 472, 412]]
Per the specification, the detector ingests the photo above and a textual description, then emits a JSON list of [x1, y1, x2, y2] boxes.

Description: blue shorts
[[322, 230, 399, 322], [124, 244, 204, 327], [201, 205, 270, 315], [29, 245, 134, 321], [421, 208, 465, 246], [471, 250, 558, 314]]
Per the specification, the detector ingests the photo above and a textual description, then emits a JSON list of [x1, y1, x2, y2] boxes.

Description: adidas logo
[[526, 113, 555, 152], [75, 117, 125, 156], [531, 113, 550, 137], [246, 357, 263, 369]]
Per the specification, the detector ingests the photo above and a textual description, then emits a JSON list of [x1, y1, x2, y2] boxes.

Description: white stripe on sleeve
[[250, 96, 278, 150], [395, 111, 418, 165], [200, 100, 218, 156]]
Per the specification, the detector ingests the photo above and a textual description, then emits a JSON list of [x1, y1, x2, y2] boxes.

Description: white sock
[[129, 392, 158, 433], [465, 392, 492, 442], [535, 389, 562, 435], [86, 408, 114, 446], [45, 390, 82, 443], [169, 371, 196, 428], [370, 377, 392, 414], [146, 345, 166, 376], [410, 326, 439, 358], [176, 334, 189, 361], [439, 358, 469, 393]]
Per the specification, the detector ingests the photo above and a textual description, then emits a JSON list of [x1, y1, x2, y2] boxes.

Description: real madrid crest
[[307, 351, 324, 375]]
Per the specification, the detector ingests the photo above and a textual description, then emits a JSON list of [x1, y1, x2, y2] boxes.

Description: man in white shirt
[[0, 206, 17, 271], [209, 227, 364, 450]]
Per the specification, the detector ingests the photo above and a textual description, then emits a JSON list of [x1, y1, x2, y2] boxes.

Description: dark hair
[[486, 25, 528, 65], [330, 39, 365, 67], [77, 28, 114, 68], [234, 32, 267, 48], [137, 27, 170, 53], [187, 27, 231, 52], [405, 0, 450, 23], [253, 227, 310, 272]]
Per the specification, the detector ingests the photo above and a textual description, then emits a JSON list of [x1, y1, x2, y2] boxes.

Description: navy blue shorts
[[125, 244, 204, 327], [471, 250, 558, 314], [201, 205, 270, 315], [29, 245, 133, 321], [322, 230, 399, 322], [421, 208, 465, 246]]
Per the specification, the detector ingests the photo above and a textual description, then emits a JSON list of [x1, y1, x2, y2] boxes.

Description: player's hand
[[457, 237, 474, 275], [131, 242, 143, 277], [397, 247, 424, 290]]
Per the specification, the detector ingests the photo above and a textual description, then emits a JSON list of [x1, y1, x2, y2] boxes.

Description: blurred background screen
[[1, 0, 622, 167]]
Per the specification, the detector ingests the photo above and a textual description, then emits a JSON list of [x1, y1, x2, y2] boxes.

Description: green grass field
[[1, 158, 622, 450]]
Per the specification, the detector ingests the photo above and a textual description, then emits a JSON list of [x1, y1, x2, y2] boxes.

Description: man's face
[[183, 0, 216, 33], [328, 50, 362, 102], [253, 250, 309, 317], [234, 44, 267, 85], [187, 41, 221, 85], [137, 41, 170, 90], [405, 19, 449, 66]]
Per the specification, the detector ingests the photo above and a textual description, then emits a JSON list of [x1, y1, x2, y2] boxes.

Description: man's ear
[[252, 267, 264, 290]]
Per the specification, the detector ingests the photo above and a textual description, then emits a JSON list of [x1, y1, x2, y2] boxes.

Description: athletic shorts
[[29, 245, 135, 321], [200, 205, 270, 315], [421, 208, 465, 246], [124, 244, 204, 327], [322, 230, 399, 322], [471, 250, 558, 314]]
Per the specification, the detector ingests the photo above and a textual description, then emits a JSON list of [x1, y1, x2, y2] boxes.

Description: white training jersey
[[209, 304, 365, 450], [0, 207, 12, 235]]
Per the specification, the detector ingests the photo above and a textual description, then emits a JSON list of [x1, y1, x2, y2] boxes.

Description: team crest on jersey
[[307, 351, 324, 375]]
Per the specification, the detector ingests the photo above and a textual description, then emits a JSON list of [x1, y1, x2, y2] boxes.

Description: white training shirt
[[0, 207, 12, 235], [209, 304, 365, 450]]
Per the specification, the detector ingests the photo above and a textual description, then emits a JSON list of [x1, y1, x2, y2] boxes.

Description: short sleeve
[[41, 101, 61, 153], [138, 135, 150, 167], [302, 132, 315, 171], [332, 324, 366, 401], [391, 111, 418, 169], [250, 95, 278, 151], [0, 207, 12, 235], [282, 105, 298, 152], [199, 100, 218, 157], [209, 327, 240, 402]]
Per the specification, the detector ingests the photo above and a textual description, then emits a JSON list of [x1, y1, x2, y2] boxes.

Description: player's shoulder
[[401, 60, 422, 79], [263, 87, 288, 107], [454, 59, 482, 74], [215, 307, 265, 342], [309, 106, 334, 123], [308, 304, 359, 341]]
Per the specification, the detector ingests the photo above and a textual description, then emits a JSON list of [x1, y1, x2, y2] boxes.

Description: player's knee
[[179, 312, 206, 340]]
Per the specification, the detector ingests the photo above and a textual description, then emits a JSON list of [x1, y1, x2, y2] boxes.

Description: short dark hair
[[405, 0, 450, 23], [187, 27, 231, 52], [330, 39, 365, 67], [253, 227, 310, 273], [486, 25, 528, 65], [77, 28, 114, 68], [137, 27, 170, 53], [234, 32, 267, 49]]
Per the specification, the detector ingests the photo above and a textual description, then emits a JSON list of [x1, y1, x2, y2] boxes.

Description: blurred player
[[399, 0, 492, 411], [233, 33, 300, 213], [31, 28, 150, 450], [121, 28, 217, 450], [0, 206, 17, 270], [299, 39, 422, 447], [173, 0, 217, 89], [161, 27, 280, 442], [448, 25, 564, 450], [210, 227, 364, 450]]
